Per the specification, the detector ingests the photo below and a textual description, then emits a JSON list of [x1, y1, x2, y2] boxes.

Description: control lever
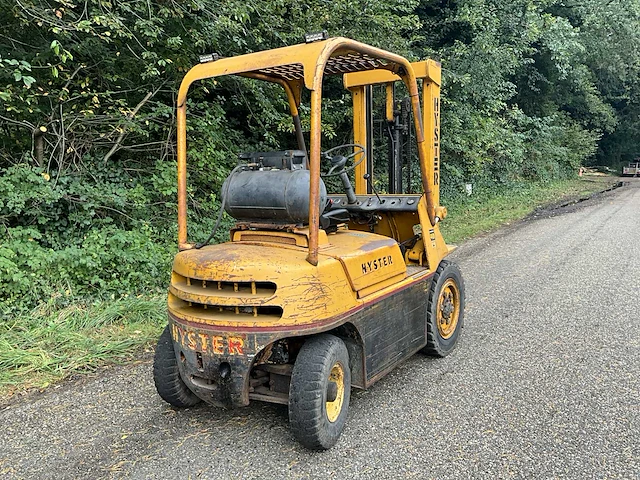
[[363, 173, 383, 203]]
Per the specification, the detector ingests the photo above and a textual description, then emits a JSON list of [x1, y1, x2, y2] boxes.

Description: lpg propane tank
[[223, 168, 327, 224]]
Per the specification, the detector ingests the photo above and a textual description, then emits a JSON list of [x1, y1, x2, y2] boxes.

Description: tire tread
[[288, 334, 350, 450], [153, 326, 201, 408], [422, 260, 465, 357]]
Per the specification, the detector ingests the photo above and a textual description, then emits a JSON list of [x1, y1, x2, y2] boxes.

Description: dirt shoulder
[[527, 177, 625, 218]]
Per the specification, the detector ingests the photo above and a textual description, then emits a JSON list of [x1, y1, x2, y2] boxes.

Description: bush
[[1, 224, 172, 315], [0, 162, 176, 314]]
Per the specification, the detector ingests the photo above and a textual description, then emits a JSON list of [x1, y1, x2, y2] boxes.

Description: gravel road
[[1, 179, 638, 480]]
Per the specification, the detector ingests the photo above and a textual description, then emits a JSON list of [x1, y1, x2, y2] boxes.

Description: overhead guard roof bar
[[176, 37, 438, 265]]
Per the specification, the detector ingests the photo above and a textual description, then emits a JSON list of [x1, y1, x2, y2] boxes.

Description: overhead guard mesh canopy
[[177, 39, 407, 104], [255, 53, 390, 82]]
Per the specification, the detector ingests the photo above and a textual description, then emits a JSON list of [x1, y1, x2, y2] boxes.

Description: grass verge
[[0, 297, 165, 397], [440, 175, 616, 244], [0, 175, 617, 399]]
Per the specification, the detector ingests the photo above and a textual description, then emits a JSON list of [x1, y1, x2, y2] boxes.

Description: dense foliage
[[2, 0, 639, 314]]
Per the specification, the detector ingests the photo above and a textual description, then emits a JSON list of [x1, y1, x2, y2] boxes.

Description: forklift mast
[[345, 60, 442, 203]]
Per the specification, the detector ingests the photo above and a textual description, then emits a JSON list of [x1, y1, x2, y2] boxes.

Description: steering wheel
[[320, 143, 366, 177]]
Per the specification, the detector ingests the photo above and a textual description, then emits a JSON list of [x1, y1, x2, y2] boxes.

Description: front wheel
[[288, 334, 351, 450], [422, 260, 465, 357]]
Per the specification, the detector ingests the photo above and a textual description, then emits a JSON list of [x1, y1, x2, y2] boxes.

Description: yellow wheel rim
[[326, 363, 345, 423], [437, 279, 460, 340]]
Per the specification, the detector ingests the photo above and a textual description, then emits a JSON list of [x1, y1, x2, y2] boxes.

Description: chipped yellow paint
[[170, 235, 356, 328], [167, 229, 439, 329]]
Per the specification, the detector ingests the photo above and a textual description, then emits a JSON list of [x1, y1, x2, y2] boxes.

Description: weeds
[[440, 176, 615, 243], [0, 297, 165, 395]]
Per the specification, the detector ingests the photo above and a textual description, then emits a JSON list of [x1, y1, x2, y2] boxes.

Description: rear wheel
[[288, 334, 351, 450], [422, 260, 465, 357], [153, 326, 201, 407]]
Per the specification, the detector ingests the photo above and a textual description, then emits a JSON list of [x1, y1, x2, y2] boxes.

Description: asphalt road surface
[[1, 179, 639, 480]]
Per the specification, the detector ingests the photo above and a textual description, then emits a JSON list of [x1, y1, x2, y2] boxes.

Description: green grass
[[0, 175, 616, 398], [440, 176, 616, 244], [0, 297, 165, 396]]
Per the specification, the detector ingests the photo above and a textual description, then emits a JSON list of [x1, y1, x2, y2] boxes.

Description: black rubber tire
[[153, 326, 201, 408], [288, 334, 351, 450], [422, 260, 465, 357]]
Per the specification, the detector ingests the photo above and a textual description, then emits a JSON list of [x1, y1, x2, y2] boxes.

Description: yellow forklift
[[153, 34, 465, 450]]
